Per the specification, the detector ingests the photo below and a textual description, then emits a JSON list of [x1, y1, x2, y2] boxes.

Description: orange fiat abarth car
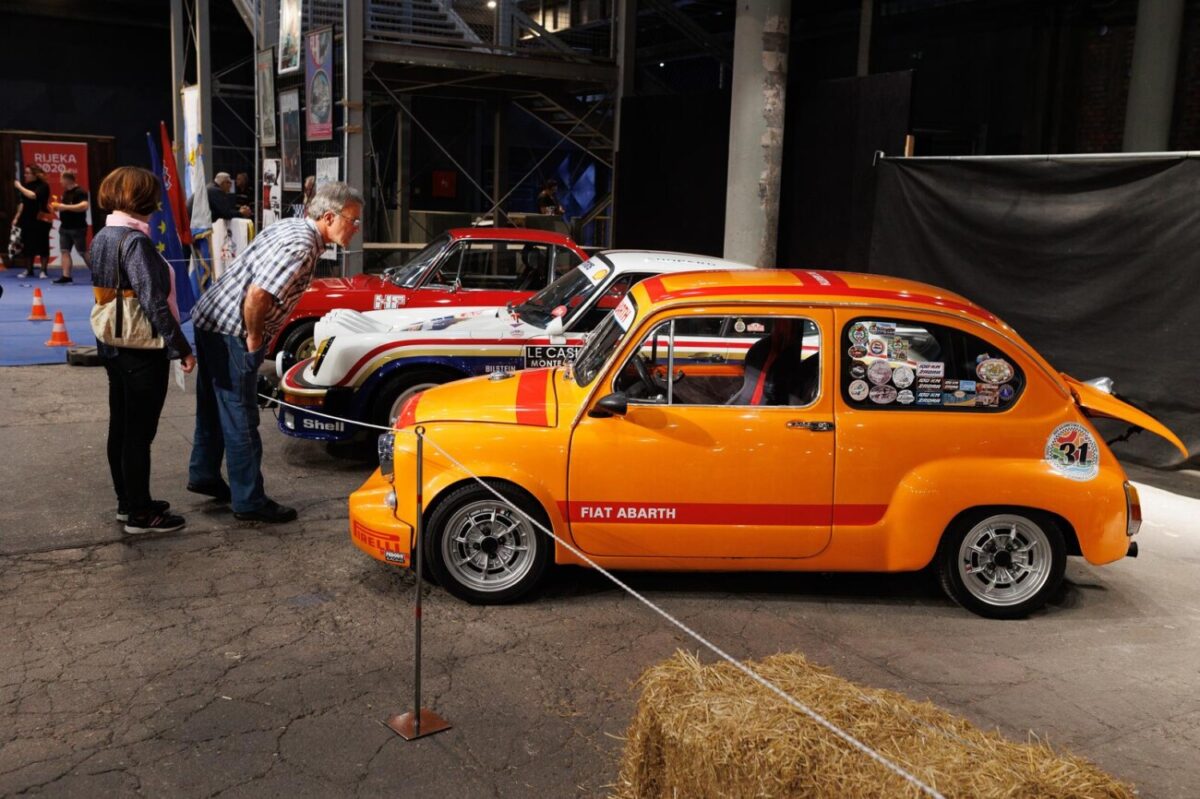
[[349, 269, 1187, 618]]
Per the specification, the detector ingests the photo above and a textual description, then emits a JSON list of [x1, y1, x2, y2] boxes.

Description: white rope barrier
[[261, 392, 944, 797]]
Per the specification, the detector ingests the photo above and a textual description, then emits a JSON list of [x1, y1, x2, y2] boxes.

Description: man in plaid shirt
[[188, 181, 364, 522]]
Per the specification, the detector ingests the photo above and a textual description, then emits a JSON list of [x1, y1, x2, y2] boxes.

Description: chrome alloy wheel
[[957, 514, 1053, 608], [440, 500, 538, 593], [294, 336, 317, 362]]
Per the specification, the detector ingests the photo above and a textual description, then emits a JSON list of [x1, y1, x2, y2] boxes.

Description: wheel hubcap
[[957, 514, 1052, 607], [295, 337, 316, 361], [441, 501, 536, 593]]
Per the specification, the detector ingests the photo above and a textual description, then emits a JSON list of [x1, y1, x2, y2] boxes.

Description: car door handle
[[787, 420, 835, 432]]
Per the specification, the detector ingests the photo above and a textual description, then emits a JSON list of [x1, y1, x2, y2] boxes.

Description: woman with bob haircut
[[90, 166, 196, 535]]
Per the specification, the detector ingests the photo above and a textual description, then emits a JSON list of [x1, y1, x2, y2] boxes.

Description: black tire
[[423, 483, 551, 605], [279, 320, 318, 366], [369, 368, 453, 428], [937, 508, 1066, 620]]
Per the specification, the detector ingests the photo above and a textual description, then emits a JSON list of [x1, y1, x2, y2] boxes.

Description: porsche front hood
[[402, 368, 559, 428], [1064, 374, 1188, 457]]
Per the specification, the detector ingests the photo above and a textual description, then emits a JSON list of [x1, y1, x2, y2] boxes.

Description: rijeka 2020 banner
[[20, 139, 90, 265]]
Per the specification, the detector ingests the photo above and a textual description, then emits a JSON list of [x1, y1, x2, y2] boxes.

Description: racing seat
[[727, 323, 818, 406], [516, 247, 546, 290]]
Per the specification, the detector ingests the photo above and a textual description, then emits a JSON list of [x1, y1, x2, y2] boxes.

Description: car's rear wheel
[[370, 369, 451, 427], [280, 321, 318, 367], [423, 483, 551, 604], [938, 510, 1066, 619]]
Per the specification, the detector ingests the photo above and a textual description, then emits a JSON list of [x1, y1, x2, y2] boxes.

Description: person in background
[[536, 178, 564, 216], [52, 171, 89, 284], [90, 167, 196, 535], [187, 181, 364, 523], [233, 172, 254, 218], [207, 172, 252, 221], [13, 164, 52, 278]]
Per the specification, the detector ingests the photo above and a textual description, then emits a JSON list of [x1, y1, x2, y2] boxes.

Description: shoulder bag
[[90, 230, 165, 349]]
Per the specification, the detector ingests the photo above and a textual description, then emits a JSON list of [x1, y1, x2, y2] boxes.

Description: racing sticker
[[916, 362, 945, 378], [734, 319, 747, 333], [943, 380, 976, 407], [896, 389, 915, 405], [976, 383, 1000, 407], [891, 364, 914, 388], [869, 322, 896, 336], [887, 337, 909, 362], [848, 379, 870, 401], [867, 339, 887, 357], [999, 383, 1015, 402], [613, 295, 636, 330], [848, 322, 869, 346], [373, 294, 407, 310], [867, 360, 893, 386], [849, 362, 866, 379], [1045, 422, 1100, 481], [976, 357, 1015, 385], [848, 345, 868, 359], [524, 345, 581, 368], [584, 263, 610, 284], [869, 385, 897, 404]]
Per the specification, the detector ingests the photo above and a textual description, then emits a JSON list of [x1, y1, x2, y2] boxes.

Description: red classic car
[[268, 228, 588, 364]]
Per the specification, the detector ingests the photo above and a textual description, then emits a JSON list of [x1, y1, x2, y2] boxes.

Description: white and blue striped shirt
[[192, 218, 324, 339]]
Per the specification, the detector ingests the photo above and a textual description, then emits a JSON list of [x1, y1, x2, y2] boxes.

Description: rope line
[[259, 391, 943, 796]]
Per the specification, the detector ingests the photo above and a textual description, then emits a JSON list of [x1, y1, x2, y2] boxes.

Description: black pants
[[104, 348, 170, 513]]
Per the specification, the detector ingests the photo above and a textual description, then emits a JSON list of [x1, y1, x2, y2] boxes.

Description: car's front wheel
[[279, 321, 318, 367], [370, 369, 451, 428], [423, 483, 551, 604], [937, 509, 1066, 619]]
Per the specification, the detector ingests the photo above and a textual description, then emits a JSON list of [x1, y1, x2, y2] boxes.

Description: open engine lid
[[1063, 374, 1188, 458]]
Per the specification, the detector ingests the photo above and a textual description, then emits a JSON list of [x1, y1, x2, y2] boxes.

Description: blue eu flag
[[146, 131, 197, 321]]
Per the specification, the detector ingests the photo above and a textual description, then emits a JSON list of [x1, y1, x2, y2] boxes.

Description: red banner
[[159, 121, 191, 244], [19, 139, 90, 264]]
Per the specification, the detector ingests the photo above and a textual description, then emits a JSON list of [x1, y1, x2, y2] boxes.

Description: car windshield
[[381, 236, 452, 288], [573, 308, 628, 387], [514, 259, 607, 328]]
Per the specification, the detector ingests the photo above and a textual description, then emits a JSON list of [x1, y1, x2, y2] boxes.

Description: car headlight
[[378, 431, 395, 482]]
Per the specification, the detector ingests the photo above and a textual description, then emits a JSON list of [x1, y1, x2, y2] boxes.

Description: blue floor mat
[[0, 268, 193, 366]]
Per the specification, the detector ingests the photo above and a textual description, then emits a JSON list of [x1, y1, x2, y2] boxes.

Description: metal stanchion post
[[385, 426, 451, 741]]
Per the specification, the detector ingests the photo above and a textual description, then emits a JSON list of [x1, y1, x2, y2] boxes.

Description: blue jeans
[[189, 329, 268, 512]]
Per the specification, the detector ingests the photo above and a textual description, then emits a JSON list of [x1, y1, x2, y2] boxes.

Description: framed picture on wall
[[305, 27, 334, 141], [256, 49, 277, 147], [279, 89, 302, 190], [277, 0, 302, 74]]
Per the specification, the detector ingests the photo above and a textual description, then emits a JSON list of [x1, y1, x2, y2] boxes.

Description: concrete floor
[[2, 364, 1199, 798]]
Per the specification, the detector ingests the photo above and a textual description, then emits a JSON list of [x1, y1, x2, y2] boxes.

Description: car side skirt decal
[[557, 501, 887, 525]]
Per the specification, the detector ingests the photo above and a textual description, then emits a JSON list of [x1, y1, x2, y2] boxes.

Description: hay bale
[[613, 651, 1134, 799]]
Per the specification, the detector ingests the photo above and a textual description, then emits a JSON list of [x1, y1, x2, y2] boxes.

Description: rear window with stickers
[[841, 317, 1024, 411]]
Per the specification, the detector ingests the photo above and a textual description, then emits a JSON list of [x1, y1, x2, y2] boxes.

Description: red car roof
[[444, 227, 581, 249]]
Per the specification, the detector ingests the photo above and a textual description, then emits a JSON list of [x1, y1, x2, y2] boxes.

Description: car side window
[[840, 317, 1024, 410], [454, 242, 555, 290], [552, 246, 583, 279], [614, 315, 821, 407], [425, 243, 464, 288]]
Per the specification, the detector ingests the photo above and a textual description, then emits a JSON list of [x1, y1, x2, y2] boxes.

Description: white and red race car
[[275, 251, 755, 441]]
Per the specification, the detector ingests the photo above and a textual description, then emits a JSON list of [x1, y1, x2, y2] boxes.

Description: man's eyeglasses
[[336, 212, 362, 229]]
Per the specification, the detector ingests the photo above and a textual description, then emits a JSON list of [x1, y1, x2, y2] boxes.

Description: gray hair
[[213, 172, 231, 185], [306, 181, 364, 220]]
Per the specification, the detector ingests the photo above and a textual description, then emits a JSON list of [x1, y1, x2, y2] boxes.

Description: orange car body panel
[[349, 269, 1183, 575]]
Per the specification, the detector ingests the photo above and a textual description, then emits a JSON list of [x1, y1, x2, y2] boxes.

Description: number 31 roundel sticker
[[1045, 422, 1099, 481]]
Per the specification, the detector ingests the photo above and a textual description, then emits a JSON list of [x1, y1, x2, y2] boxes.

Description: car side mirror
[[545, 315, 565, 336], [588, 392, 628, 418]]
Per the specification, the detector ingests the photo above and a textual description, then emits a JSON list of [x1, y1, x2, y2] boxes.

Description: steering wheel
[[632, 354, 668, 394]]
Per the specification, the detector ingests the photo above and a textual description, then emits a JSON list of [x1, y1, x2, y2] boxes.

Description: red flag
[[159, 121, 192, 245]]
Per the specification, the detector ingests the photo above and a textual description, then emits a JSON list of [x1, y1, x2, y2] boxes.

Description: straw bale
[[612, 651, 1134, 799]]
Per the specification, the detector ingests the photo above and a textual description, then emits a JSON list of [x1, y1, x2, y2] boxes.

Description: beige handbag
[[90, 230, 165, 349]]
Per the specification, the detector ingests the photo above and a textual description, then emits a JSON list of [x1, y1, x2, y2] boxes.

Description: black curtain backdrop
[[778, 70, 912, 271], [614, 91, 731, 256], [868, 155, 1200, 468]]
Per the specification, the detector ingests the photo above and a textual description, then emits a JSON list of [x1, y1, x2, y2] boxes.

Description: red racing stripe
[[557, 501, 886, 526], [514, 370, 549, 426]]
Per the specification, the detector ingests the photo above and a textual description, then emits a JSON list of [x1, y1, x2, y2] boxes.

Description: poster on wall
[[261, 158, 282, 228], [305, 27, 334, 141], [19, 140, 90, 266], [315, 157, 339, 259], [256, 49, 277, 147], [279, 90, 302, 190], [181, 84, 201, 196], [278, 0, 302, 74]]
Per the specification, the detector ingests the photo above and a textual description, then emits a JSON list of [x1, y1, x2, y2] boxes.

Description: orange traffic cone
[[45, 311, 76, 347], [28, 288, 49, 321]]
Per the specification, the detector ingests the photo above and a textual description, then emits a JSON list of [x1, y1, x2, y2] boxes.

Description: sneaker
[[234, 499, 298, 524], [117, 499, 170, 522], [124, 510, 186, 535], [18, 270, 32, 278], [187, 479, 232, 502], [53, 276, 73, 284], [37, 270, 47, 279]]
